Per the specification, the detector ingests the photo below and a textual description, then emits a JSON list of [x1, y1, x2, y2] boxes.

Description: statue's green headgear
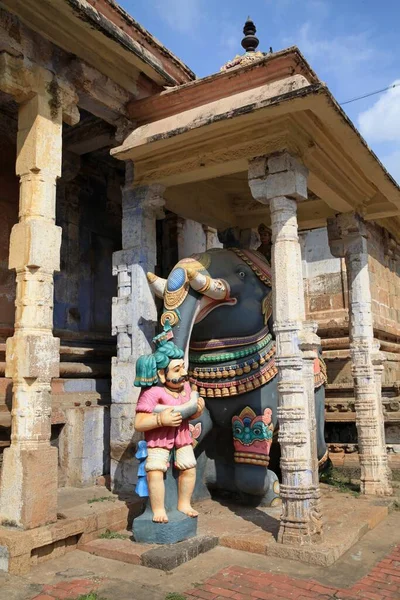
[[134, 320, 184, 387]]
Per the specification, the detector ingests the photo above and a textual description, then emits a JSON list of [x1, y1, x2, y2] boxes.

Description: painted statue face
[[159, 358, 188, 391], [232, 417, 273, 445], [231, 407, 274, 464]]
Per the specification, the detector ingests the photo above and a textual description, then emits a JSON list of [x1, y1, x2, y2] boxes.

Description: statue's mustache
[[166, 374, 188, 384]]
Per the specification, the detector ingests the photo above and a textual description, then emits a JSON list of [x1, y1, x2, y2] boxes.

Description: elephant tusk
[[147, 272, 166, 299], [187, 268, 229, 300]]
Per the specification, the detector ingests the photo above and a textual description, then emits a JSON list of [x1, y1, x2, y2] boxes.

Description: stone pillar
[[327, 213, 392, 495], [299, 322, 323, 534], [203, 225, 223, 250], [0, 88, 63, 529], [59, 406, 110, 487], [111, 163, 165, 492], [177, 218, 206, 259], [248, 152, 322, 544]]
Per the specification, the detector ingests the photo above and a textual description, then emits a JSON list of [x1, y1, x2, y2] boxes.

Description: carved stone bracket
[[0, 52, 79, 125]]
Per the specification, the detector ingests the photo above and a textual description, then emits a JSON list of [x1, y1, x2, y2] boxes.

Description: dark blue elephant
[[147, 248, 328, 506]]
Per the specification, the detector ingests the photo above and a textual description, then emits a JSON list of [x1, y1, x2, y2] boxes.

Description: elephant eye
[[238, 271, 246, 279]]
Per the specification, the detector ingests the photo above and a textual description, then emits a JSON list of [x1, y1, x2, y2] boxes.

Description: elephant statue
[[147, 247, 328, 506]]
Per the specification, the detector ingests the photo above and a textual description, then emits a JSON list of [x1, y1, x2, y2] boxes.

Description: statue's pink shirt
[[136, 382, 193, 449]]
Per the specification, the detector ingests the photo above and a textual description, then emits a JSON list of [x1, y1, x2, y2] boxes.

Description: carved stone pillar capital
[[0, 53, 79, 126], [122, 183, 165, 220], [298, 321, 320, 359], [248, 151, 308, 205], [327, 211, 369, 258]]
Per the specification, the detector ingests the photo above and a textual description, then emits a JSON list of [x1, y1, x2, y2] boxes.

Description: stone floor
[[185, 546, 400, 599], [0, 507, 399, 600]]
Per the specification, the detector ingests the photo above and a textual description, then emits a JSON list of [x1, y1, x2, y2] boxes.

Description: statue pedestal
[[132, 462, 198, 545]]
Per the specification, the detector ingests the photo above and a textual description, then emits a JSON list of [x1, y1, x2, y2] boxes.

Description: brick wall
[[367, 221, 400, 340], [301, 224, 400, 457]]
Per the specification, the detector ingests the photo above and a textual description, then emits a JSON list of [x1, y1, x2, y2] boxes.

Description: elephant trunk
[[169, 290, 202, 368], [148, 266, 233, 368]]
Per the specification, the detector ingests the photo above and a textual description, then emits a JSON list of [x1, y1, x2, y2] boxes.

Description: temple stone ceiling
[[164, 171, 333, 231]]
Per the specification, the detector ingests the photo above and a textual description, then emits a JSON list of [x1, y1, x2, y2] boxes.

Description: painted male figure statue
[[134, 323, 204, 523]]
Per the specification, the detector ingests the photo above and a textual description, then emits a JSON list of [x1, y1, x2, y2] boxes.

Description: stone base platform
[[75, 486, 393, 571], [80, 534, 218, 571], [1, 485, 393, 575], [0, 486, 144, 575], [194, 484, 393, 567]]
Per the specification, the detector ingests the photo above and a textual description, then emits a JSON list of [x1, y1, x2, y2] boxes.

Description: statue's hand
[[196, 396, 205, 415], [161, 407, 183, 428]]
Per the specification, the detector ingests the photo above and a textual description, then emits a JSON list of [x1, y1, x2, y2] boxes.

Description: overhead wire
[[340, 82, 400, 106]]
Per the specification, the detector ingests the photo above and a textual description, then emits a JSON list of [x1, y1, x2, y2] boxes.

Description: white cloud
[[380, 148, 400, 185], [154, 0, 203, 34], [284, 22, 375, 80], [358, 81, 400, 143]]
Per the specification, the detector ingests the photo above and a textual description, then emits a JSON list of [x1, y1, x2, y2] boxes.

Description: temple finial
[[241, 17, 259, 53]]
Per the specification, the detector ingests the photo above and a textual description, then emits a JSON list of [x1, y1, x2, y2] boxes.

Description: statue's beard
[[166, 374, 188, 385]]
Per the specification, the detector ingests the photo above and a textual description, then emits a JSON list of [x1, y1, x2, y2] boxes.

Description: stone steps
[[79, 536, 153, 565], [79, 533, 218, 571], [0, 487, 144, 574]]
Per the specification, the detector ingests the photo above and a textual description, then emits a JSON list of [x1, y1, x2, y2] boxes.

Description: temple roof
[[112, 47, 400, 237], [220, 17, 270, 72]]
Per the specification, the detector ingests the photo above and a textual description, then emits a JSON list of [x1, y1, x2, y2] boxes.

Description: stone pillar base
[[0, 446, 58, 529], [360, 457, 393, 496], [278, 526, 320, 546], [278, 485, 323, 546]]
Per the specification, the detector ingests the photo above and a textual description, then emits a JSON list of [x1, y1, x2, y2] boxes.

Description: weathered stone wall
[[52, 151, 122, 486], [367, 222, 400, 387], [301, 224, 400, 459], [0, 103, 18, 335], [55, 153, 122, 335], [300, 227, 347, 335], [177, 218, 207, 258]]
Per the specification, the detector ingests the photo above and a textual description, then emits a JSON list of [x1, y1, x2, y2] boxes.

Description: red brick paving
[[186, 545, 400, 600], [32, 579, 100, 599], [28, 545, 400, 600]]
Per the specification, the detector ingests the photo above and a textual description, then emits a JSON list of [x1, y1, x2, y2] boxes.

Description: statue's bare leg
[[177, 467, 198, 517], [147, 471, 168, 523]]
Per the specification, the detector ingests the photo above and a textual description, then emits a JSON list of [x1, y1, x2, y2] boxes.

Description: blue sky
[[119, 0, 400, 183]]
